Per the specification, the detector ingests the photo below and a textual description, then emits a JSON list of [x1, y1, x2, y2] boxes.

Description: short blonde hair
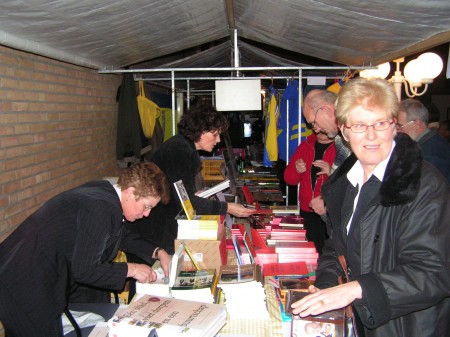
[[335, 78, 399, 126], [117, 162, 170, 204]]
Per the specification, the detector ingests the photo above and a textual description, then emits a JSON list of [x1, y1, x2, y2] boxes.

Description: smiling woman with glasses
[[344, 120, 395, 133], [291, 78, 450, 337]]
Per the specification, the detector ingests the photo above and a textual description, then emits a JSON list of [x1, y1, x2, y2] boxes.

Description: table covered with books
[[73, 182, 318, 337]]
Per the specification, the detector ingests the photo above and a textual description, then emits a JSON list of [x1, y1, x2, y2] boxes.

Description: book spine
[[182, 242, 200, 270]]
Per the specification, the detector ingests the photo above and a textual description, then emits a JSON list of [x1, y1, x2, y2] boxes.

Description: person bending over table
[[0, 162, 171, 337], [127, 102, 254, 259], [291, 78, 450, 337]]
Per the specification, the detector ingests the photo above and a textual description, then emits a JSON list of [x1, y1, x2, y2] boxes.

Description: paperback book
[[197, 179, 230, 198], [176, 215, 220, 240], [107, 294, 227, 337], [171, 269, 217, 304], [173, 180, 195, 220]]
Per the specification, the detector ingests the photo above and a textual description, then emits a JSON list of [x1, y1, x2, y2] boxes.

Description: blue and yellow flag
[[278, 80, 301, 162]]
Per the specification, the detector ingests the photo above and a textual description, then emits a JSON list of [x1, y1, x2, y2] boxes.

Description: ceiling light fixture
[[359, 62, 391, 80], [360, 52, 444, 101]]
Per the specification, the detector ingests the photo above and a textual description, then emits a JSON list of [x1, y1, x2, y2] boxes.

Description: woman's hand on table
[[290, 281, 362, 317], [227, 203, 255, 217]]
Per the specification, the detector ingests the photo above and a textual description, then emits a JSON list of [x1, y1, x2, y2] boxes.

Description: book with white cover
[[107, 294, 227, 337], [176, 215, 220, 240], [197, 179, 230, 198]]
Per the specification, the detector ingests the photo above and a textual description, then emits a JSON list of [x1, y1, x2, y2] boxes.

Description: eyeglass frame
[[310, 106, 324, 128], [343, 120, 395, 133], [396, 120, 415, 130], [142, 200, 153, 212]]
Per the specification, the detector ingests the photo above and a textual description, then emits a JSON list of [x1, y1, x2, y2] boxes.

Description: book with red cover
[[279, 215, 304, 228], [262, 261, 309, 277], [275, 241, 317, 253]]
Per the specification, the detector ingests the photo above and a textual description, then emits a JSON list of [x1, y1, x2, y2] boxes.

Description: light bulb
[[404, 59, 423, 87], [359, 69, 370, 78], [416, 52, 443, 83], [376, 62, 391, 79]]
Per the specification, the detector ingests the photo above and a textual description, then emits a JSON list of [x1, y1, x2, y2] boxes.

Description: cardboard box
[[175, 231, 227, 274]]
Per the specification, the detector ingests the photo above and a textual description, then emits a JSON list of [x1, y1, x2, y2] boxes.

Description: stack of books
[[230, 224, 267, 242], [275, 241, 319, 265], [272, 215, 304, 229], [176, 214, 220, 240], [266, 228, 307, 246], [217, 264, 270, 320]]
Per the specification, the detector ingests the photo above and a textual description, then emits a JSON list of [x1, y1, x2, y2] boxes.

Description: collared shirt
[[345, 141, 396, 233], [113, 183, 122, 200]]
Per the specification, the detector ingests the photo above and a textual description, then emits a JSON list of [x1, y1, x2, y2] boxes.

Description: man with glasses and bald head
[[302, 89, 352, 216]]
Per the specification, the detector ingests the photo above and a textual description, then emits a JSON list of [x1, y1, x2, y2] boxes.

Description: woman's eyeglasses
[[343, 120, 394, 133]]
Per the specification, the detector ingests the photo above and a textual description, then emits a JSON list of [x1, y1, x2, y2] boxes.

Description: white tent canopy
[[0, 0, 449, 70]]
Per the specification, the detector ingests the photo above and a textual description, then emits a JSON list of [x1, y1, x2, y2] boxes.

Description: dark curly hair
[[177, 103, 229, 142]]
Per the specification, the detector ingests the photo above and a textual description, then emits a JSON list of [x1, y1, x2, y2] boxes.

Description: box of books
[[175, 231, 227, 274]]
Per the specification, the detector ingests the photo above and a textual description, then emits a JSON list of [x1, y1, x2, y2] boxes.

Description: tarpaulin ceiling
[[0, 0, 449, 72]]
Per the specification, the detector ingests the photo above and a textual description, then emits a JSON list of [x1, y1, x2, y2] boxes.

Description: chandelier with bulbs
[[359, 52, 444, 101]]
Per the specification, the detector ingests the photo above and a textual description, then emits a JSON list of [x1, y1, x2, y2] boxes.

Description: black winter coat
[[316, 133, 450, 337], [128, 134, 227, 255], [0, 181, 158, 333]]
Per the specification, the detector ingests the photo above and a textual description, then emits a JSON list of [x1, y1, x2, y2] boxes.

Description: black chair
[[64, 307, 81, 337]]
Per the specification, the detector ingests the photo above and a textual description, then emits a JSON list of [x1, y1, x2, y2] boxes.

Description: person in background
[[284, 131, 336, 254], [397, 98, 450, 183], [438, 119, 450, 142], [127, 102, 253, 258], [0, 162, 171, 337], [425, 101, 440, 129], [291, 78, 450, 337], [302, 89, 351, 217]]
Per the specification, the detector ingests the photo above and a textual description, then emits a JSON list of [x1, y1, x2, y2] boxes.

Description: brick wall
[[0, 46, 122, 239], [0, 45, 123, 335]]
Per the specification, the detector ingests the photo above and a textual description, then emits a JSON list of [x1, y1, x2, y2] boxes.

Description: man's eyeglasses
[[396, 120, 415, 130], [343, 120, 394, 133], [143, 201, 153, 212], [310, 107, 323, 128]]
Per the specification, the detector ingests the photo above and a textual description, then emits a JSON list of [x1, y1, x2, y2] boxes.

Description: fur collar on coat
[[324, 132, 422, 206]]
